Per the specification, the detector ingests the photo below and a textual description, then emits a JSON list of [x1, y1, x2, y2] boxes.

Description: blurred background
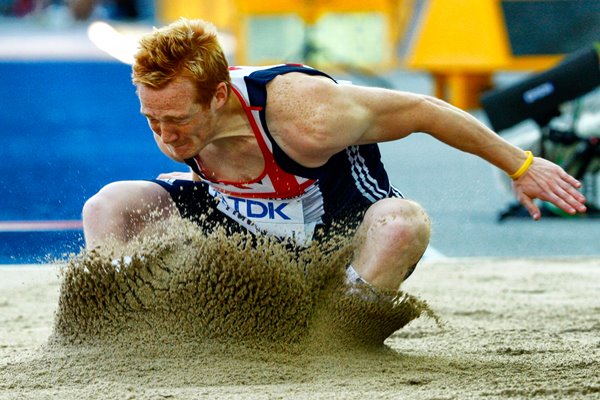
[[1, 0, 599, 263]]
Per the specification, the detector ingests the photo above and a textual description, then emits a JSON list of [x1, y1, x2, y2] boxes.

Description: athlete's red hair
[[132, 18, 230, 105]]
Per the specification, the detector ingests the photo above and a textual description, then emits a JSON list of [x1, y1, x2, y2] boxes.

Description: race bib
[[208, 187, 316, 245]]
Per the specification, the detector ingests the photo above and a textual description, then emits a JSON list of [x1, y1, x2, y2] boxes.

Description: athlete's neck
[[211, 91, 252, 142]]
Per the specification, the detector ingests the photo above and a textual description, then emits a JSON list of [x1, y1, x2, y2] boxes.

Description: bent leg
[[351, 198, 431, 291], [82, 180, 178, 248]]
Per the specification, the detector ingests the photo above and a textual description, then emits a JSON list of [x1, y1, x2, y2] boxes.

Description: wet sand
[[1, 249, 599, 398]]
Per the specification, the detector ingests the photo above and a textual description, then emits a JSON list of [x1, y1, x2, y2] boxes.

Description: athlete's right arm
[[156, 171, 195, 180]]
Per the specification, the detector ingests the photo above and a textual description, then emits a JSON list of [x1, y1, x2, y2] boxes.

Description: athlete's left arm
[[326, 83, 587, 219]]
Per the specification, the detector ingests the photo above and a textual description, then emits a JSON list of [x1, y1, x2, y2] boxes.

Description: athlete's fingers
[[519, 193, 541, 221], [543, 191, 578, 215], [539, 179, 587, 215], [559, 169, 583, 189], [557, 179, 587, 212]]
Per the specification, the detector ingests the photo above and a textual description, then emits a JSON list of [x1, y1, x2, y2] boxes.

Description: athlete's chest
[[197, 137, 265, 183]]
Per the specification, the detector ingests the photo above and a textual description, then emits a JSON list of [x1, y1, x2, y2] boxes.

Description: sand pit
[[1, 223, 599, 399]]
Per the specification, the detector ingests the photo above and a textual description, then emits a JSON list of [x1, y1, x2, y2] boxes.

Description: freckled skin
[[138, 76, 219, 163]]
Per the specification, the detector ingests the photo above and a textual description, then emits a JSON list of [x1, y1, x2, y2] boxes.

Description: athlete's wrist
[[508, 151, 534, 180]]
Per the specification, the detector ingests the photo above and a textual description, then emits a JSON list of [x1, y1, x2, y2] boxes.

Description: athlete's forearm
[[417, 96, 528, 174]]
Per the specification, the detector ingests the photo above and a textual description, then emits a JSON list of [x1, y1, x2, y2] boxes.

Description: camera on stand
[[481, 44, 600, 220]]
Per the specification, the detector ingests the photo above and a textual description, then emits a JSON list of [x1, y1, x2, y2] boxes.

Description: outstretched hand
[[511, 157, 587, 220]]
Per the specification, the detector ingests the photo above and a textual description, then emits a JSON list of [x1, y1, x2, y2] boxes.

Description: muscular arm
[[269, 74, 523, 171], [354, 89, 587, 219], [267, 74, 587, 219]]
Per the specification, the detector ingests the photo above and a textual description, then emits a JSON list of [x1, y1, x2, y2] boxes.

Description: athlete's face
[[138, 76, 221, 160]]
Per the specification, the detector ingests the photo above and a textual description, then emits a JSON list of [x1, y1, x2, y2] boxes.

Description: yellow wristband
[[508, 151, 534, 180]]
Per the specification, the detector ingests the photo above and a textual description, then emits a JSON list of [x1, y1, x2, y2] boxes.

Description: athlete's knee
[[83, 181, 134, 224], [351, 199, 430, 288], [83, 181, 170, 228], [83, 181, 174, 247], [359, 198, 431, 251], [82, 182, 128, 247]]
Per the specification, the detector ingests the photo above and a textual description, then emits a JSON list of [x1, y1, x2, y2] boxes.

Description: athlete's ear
[[214, 82, 229, 109]]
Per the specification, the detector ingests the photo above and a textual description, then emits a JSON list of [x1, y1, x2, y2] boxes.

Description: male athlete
[[82, 18, 587, 292]]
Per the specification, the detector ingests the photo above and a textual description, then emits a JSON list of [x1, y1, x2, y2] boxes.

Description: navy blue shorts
[[152, 179, 246, 234], [151, 178, 369, 244]]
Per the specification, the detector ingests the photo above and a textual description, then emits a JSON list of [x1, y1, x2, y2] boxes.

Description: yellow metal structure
[[234, 0, 407, 69], [407, 0, 562, 109], [156, 0, 414, 71], [156, 0, 236, 31]]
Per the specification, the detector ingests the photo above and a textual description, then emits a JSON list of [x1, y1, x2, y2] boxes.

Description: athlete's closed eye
[[171, 117, 191, 125]]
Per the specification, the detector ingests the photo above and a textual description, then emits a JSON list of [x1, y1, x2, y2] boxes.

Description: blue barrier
[[0, 61, 181, 263]]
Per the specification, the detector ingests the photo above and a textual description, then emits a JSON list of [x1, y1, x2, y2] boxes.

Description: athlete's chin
[[170, 146, 196, 160]]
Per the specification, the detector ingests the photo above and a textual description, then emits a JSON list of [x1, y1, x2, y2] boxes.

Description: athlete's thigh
[[97, 180, 177, 216]]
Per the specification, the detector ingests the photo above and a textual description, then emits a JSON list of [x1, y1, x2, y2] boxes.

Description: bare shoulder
[[263, 72, 431, 166], [265, 73, 365, 166], [266, 72, 337, 111]]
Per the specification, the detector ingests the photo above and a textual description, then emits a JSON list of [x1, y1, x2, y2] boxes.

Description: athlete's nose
[[160, 124, 179, 144]]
